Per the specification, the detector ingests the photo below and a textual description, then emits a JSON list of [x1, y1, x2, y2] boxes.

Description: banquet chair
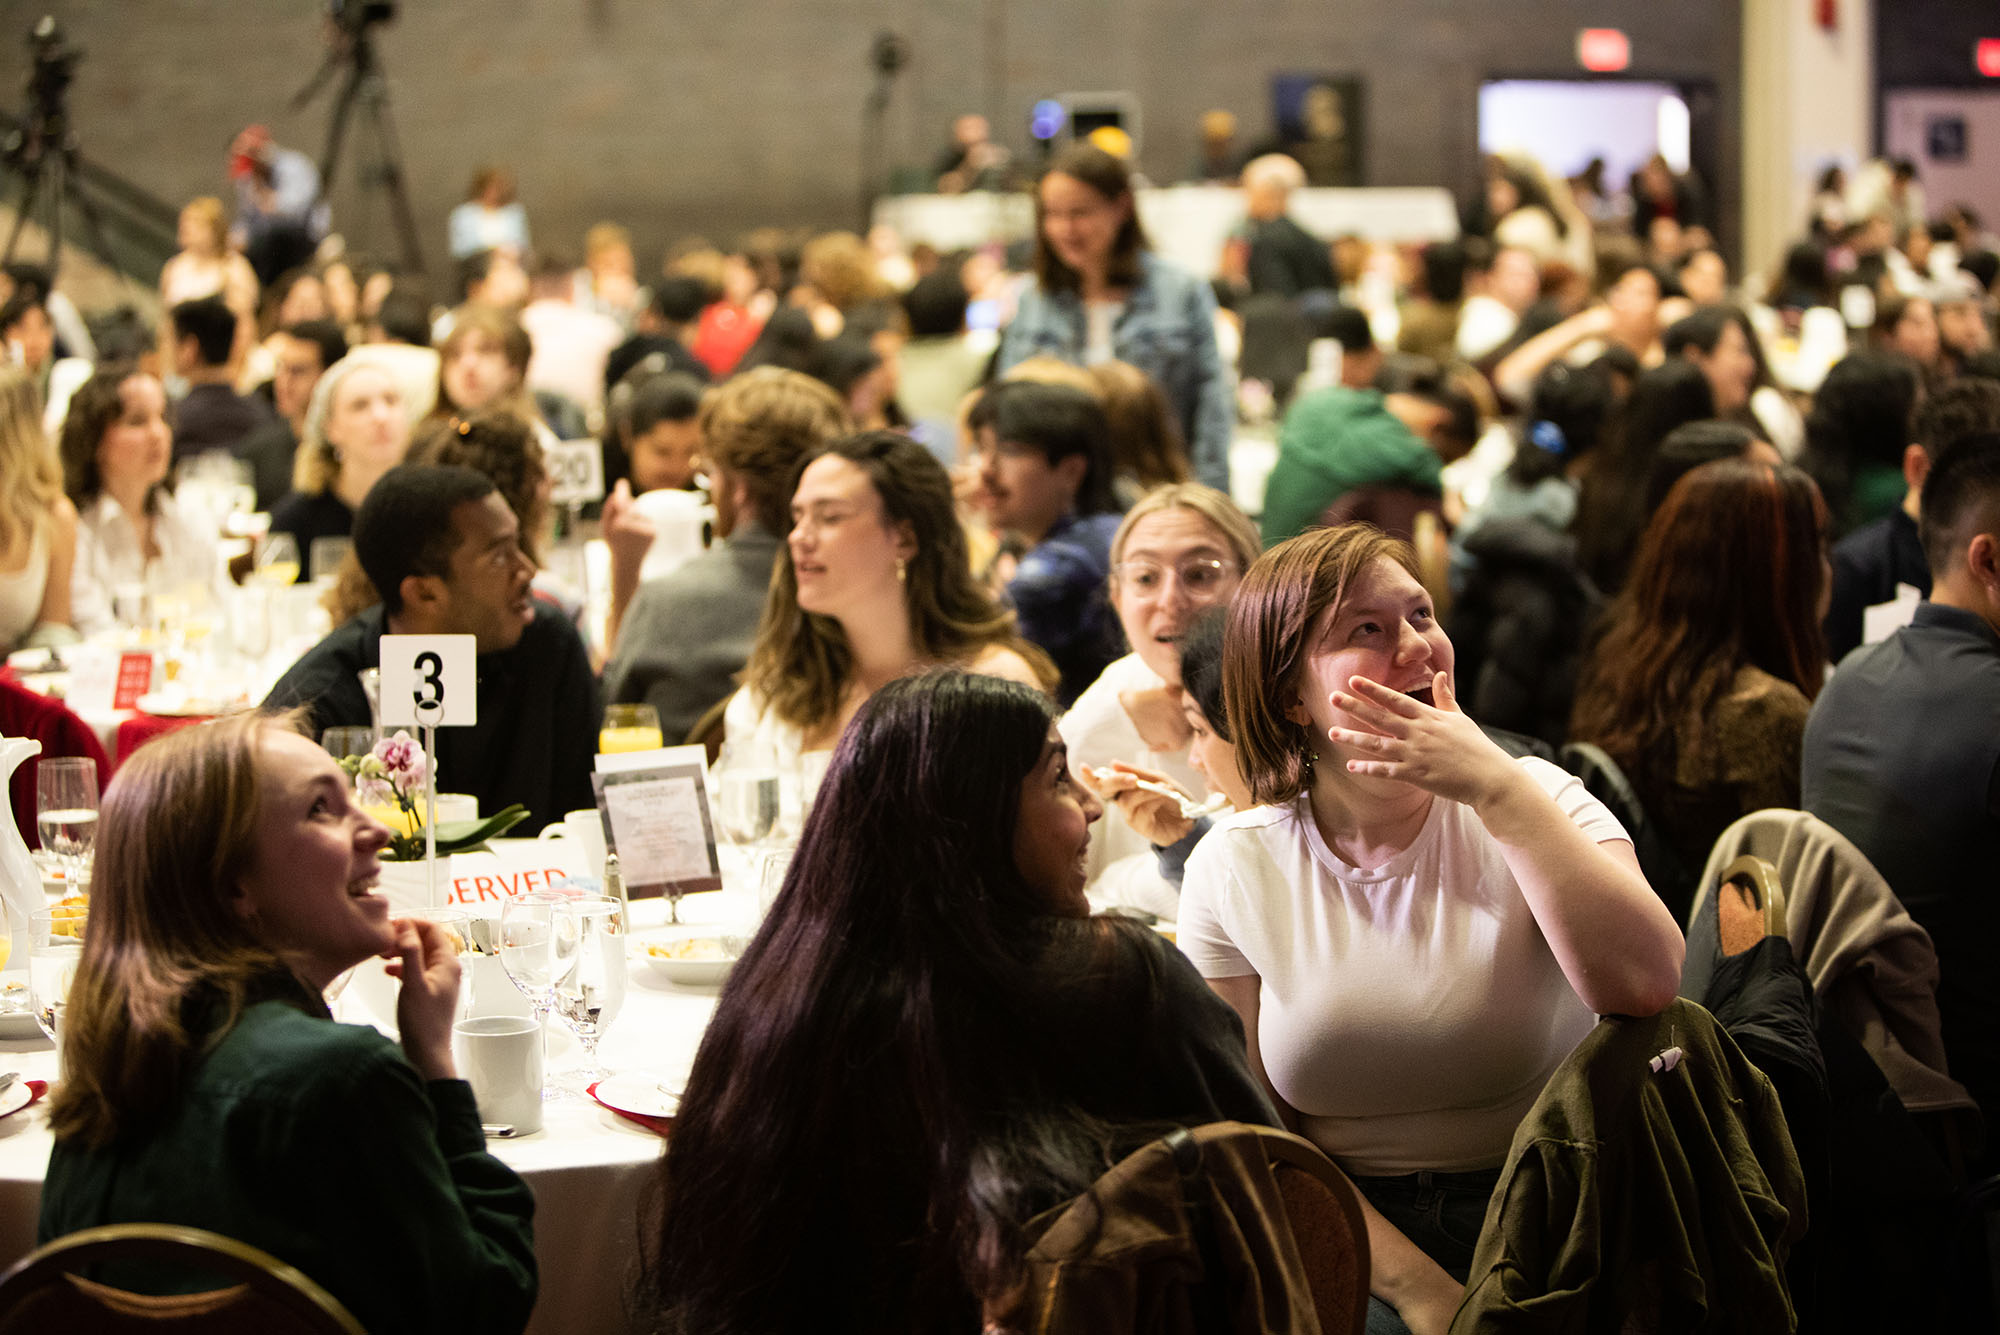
[[0, 676, 110, 850], [684, 694, 729, 766], [1556, 741, 1693, 920], [992, 1121, 1369, 1335], [0, 1222, 365, 1334]]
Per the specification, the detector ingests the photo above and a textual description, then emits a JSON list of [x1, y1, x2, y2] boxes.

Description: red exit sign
[[1578, 28, 1631, 73], [1979, 38, 2000, 78]]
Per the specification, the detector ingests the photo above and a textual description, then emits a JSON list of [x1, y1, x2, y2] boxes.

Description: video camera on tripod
[[328, 0, 397, 38]]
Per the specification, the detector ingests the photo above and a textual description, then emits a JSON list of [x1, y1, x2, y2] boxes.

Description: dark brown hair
[[1223, 525, 1420, 805], [1570, 459, 1827, 767], [1032, 144, 1149, 295], [58, 364, 160, 511], [743, 432, 1054, 731]]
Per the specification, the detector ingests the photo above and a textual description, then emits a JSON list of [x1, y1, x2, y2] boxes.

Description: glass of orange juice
[[599, 703, 665, 755]]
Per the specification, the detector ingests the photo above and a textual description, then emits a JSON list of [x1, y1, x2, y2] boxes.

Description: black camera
[[25, 16, 79, 111], [329, 0, 396, 34]]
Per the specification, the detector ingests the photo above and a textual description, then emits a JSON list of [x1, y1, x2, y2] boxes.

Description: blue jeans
[[1349, 1167, 1501, 1335]]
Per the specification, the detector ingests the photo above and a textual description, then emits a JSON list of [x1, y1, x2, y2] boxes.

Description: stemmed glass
[[254, 531, 301, 587], [497, 893, 581, 1100], [549, 896, 626, 1090], [29, 906, 86, 1070], [717, 769, 779, 851], [36, 758, 99, 891]]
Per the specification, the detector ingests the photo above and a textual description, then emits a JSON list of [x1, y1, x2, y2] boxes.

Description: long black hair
[[1801, 351, 1921, 535], [641, 671, 1149, 1332], [1575, 359, 1717, 592]]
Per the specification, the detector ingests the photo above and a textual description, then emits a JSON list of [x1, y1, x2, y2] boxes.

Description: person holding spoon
[[1178, 523, 1683, 1335], [39, 711, 536, 1335]]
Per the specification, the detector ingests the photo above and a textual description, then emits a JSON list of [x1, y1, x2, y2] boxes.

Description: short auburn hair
[[1223, 524, 1419, 806]]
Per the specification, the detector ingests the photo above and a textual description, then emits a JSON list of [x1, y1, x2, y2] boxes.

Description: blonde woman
[[268, 352, 412, 581], [0, 366, 78, 650]]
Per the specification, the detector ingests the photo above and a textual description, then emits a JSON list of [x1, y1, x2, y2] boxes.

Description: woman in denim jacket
[[998, 144, 1234, 496]]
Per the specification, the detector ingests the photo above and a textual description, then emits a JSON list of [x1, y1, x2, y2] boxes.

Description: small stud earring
[[895, 557, 907, 584]]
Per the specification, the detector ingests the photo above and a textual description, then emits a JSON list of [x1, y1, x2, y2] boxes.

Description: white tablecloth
[[0, 859, 755, 1335]]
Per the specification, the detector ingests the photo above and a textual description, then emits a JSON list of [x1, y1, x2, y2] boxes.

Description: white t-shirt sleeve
[[1518, 756, 1629, 845], [1178, 829, 1256, 978]]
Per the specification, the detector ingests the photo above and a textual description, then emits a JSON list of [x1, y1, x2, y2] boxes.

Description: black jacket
[[1447, 517, 1601, 748]]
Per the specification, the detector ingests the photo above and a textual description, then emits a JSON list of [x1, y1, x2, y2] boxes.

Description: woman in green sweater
[[39, 712, 537, 1335]]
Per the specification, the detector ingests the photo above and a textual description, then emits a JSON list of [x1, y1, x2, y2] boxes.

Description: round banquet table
[[0, 851, 758, 1335]]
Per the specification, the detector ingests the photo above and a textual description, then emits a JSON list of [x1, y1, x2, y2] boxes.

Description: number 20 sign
[[379, 635, 478, 728]]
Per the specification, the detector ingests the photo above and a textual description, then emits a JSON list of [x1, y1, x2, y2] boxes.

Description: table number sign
[[377, 634, 477, 905], [111, 652, 158, 710], [545, 438, 607, 509]]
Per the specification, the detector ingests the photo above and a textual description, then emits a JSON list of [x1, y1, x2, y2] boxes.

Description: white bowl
[[633, 928, 748, 987]]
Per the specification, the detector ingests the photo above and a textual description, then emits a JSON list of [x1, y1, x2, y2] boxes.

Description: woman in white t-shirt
[[1061, 483, 1260, 917], [1179, 523, 1684, 1335]]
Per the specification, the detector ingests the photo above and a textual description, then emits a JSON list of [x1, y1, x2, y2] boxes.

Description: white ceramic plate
[[591, 1074, 679, 1121], [632, 929, 748, 987], [0, 1078, 37, 1119], [134, 692, 222, 718]]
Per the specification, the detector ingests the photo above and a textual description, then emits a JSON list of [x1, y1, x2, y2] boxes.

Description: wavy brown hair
[[1032, 144, 1149, 295], [0, 365, 61, 563], [49, 711, 307, 1149], [743, 431, 1054, 731], [1569, 458, 1828, 768], [1223, 524, 1419, 806]]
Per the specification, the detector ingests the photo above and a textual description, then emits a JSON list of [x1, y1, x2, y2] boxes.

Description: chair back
[[0, 1223, 365, 1335], [0, 677, 111, 848], [1557, 740, 1694, 920], [683, 694, 730, 766], [996, 1120, 1367, 1335]]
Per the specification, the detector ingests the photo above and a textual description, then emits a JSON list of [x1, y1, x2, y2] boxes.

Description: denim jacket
[[998, 252, 1234, 494]]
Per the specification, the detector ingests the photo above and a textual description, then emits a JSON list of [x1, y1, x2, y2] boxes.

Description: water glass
[[550, 896, 626, 1089], [28, 906, 86, 1061], [322, 726, 377, 761], [497, 893, 581, 1098], [36, 757, 99, 887], [717, 770, 780, 849]]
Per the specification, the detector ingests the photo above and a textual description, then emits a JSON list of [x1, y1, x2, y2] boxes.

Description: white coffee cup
[[453, 1015, 544, 1135], [433, 793, 479, 825], [537, 807, 607, 878], [633, 488, 715, 581]]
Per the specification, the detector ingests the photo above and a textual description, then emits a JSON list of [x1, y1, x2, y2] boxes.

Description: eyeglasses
[[1113, 557, 1239, 600]]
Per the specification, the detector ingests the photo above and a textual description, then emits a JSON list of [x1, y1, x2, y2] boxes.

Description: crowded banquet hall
[[0, 1, 1998, 1331]]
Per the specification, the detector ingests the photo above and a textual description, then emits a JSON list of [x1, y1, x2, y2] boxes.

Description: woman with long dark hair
[[1572, 356, 1716, 593], [1799, 351, 1921, 538], [1570, 458, 1829, 911], [997, 143, 1233, 492], [642, 670, 1277, 1332]]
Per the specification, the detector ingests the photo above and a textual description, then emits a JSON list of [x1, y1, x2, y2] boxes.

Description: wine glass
[[599, 703, 665, 755], [717, 769, 780, 851], [497, 893, 580, 1100], [404, 907, 475, 1021], [254, 531, 301, 587], [29, 906, 86, 1066], [550, 896, 626, 1091], [36, 757, 99, 890]]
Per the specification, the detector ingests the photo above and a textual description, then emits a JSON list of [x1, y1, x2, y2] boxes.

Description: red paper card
[[112, 652, 156, 710]]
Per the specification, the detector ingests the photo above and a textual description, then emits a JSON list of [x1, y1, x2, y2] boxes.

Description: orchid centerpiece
[[339, 730, 529, 861]]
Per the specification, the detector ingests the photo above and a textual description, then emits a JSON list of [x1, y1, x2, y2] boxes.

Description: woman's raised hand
[[385, 917, 462, 1082], [1326, 670, 1521, 809], [1117, 684, 1193, 753], [1079, 760, 1196, 847]]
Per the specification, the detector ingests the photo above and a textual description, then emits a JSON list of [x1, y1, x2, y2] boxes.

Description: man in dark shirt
[[1803, 431, 2000, 1164], [1824, 379, 2000, 664], [233, 319, 347, 509], [1235, 153, 1335, 300], [169, 296, 270, 461], [265, 464, 600, 833], [968, 380, 1124, 704]]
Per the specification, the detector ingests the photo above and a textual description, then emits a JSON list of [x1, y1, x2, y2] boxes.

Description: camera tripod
[[292, 16, 426, 277], [1, 33, 123, 278]]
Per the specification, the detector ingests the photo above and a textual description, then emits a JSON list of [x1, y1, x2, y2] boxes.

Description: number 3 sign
[[379, 635, 478, 728]]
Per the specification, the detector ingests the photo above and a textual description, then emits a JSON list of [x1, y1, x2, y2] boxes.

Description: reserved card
[[590, 744, 721, 900]]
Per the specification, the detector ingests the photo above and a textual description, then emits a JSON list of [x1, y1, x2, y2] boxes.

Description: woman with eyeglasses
[[1061, 483, 1261, 917]]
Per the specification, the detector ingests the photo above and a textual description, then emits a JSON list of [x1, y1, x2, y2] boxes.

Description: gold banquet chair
[[0, 1223, 365, 1335]]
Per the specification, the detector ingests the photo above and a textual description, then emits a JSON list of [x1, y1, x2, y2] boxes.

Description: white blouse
[[71, 492, 219, 636]]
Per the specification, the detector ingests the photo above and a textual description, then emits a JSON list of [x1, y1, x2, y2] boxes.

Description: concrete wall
[[0, 1, 1741, 280]]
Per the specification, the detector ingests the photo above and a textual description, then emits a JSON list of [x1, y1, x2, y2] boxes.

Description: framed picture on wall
[[1270, 74, 1364, 186]]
